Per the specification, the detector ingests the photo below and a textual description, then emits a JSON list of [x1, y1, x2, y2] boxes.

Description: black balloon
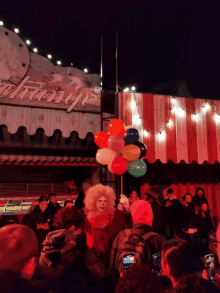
[[134, 141, 147, 158]]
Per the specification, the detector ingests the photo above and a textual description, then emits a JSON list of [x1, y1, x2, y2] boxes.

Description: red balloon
[[111, 156, 128, 175], [108, 119, 125, 137], [94, 131, 110, 148]]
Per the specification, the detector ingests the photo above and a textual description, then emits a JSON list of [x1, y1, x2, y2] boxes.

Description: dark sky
[[1, 2, 220, 97]]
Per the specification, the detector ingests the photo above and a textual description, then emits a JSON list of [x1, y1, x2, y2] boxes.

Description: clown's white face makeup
[[96, 196, 108, 213]]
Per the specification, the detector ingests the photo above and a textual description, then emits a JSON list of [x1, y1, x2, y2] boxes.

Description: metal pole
[[115, 31, 122, 199], [115, 31, 119, 119], [121, 175, 123, 195], [100, 36, 104, 184], [116, 31, 119, 95], [100, 36, 104, 131]]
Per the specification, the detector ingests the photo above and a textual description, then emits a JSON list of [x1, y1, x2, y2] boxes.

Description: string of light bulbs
[[0, 20, 89, 73], [171, 97, 220, 122], [131, 94, 220, 140]]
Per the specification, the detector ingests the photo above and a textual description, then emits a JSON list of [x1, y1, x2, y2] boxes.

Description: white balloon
[[96, 148, 116, 165]]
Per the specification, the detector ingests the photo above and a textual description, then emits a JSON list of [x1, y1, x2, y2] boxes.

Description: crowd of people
[[0, 185, 219, 293], [146, 187, 214, 256]]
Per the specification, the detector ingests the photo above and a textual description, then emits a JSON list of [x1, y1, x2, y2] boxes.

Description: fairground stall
[[117, 91, 220, 228], [0, 26, 102, 221]]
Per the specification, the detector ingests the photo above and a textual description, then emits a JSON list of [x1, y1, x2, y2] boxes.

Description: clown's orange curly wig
[[84, 183, 116, 212]]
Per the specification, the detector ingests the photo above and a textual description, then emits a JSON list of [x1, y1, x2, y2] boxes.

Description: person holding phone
[[161, 189, 181, 240], [161, 239, 219, 292], [195, 200, 213, 256], [115, 264, 164, 293], [24, 196, 53, 252]]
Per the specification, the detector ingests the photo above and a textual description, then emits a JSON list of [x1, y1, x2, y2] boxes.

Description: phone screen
[[204, 254, 215, 283], [123, 253, 135, 272], [152, 253, 161, 273]]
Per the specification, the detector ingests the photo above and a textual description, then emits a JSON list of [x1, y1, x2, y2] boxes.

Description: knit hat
[[130, 200, 153, 226]]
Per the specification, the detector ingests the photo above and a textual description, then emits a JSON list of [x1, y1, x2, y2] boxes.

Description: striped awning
[[0, 123, 98, 165], [0, 104, 101, 139], [0, 154, 98, 166], [119, 92, 220, 164]]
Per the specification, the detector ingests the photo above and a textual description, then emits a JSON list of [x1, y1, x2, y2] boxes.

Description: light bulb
[[131, 86, 136, 91], [33, 48, 38, 53], [202, 104, 211, 112], [214, 113, 220, 123], [171, 98, 177, 105], [167, 120, 173, 127], [26, 40, 31, 45], [158, 131, 166, 141], [133, 115, 142, 125], [176, 107, 185, 117], [130, 100, 136, 110], [144, 130, 149, 137], [47, 54, 52, 59], [192, 113, 200, 122], [57, 60, 62, 65], [70, 63, 73, 66], [84, 68, 88, 73], [0, 21, 4, 26], [14, 28, 19, 34], [123, 87, 129, 92]]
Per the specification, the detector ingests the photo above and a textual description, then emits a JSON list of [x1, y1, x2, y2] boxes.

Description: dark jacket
[[0, 271, 39, 293], [194, 211, 213, 239], [192, 195, 209, 207], [180, 201, 196, 230], [110, 223, 165, 272], [25, 205, 54, 247], [34, 229, 114, 293], [47, 202, 62, 215], [161, 198, 181, 226], [74, 192, 86, 210], [150, 199, 163, 233]]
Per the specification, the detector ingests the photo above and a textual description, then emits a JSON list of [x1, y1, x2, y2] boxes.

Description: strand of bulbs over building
[[0, 21, 89, 73], [130, 95, 220, 141]]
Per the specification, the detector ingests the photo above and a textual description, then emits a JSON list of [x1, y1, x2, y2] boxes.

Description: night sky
[[1, 2, 220, 98]]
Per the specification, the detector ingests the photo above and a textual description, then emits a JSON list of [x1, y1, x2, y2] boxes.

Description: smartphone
[[204, 254, 215, 283], [152, 253, 161, 273], [122, 253, 135, 272]]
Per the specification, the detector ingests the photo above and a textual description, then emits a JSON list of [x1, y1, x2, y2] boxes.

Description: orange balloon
[[122, 144, 141, 161]]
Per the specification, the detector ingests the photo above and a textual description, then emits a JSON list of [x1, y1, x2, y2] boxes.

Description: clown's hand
[[119, 194, 130, 210]]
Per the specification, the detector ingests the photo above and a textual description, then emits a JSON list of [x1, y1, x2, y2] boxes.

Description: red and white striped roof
[[119, 92, 220, 164]]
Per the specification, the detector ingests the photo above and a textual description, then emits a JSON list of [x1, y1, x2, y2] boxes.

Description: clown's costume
[[84, 184, 126, 264]]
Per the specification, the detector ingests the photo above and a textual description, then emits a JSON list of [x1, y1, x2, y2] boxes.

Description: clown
[[84, 184, 126, 262]]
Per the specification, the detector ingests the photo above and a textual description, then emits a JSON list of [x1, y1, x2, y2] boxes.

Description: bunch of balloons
[[94, 119, 147, 177]]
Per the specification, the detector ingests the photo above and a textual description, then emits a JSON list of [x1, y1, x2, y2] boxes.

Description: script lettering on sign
[[0, 76, 101, 113]]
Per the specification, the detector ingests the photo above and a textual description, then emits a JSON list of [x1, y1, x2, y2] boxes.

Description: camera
[[122, 253, 135, 272], [204, 254, 215, 283], [152, 253, 161, 273]]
